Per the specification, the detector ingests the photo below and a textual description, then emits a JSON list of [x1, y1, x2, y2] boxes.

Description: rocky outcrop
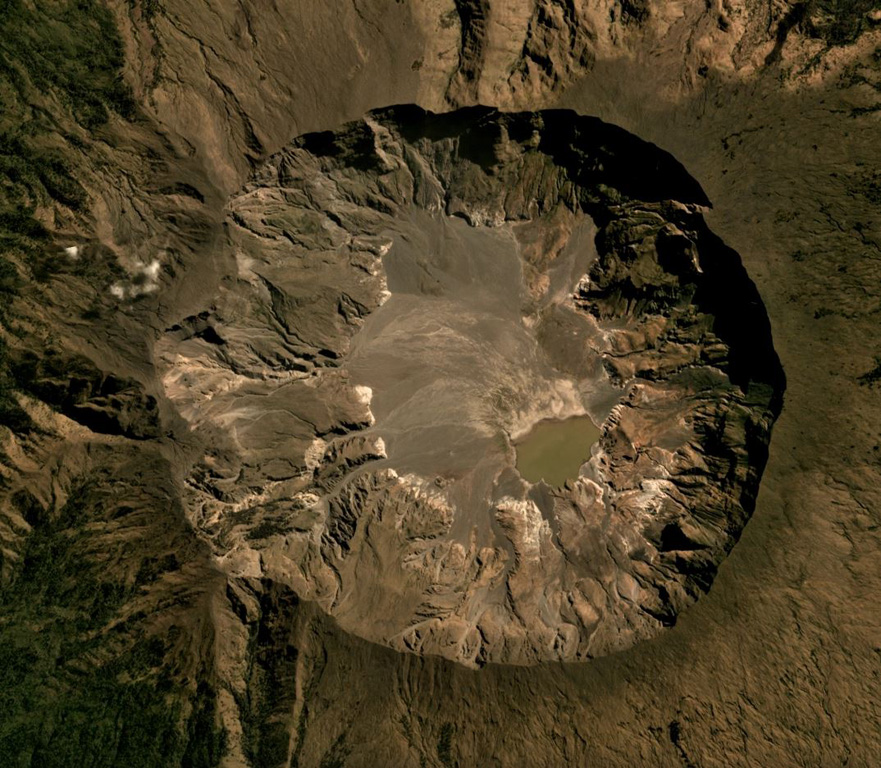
[[8, 347, 161, 439]]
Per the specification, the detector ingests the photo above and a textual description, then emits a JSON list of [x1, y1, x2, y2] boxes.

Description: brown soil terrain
[[1, 1, 880, 766]]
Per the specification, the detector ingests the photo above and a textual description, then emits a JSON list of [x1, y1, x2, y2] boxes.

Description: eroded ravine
[[158, 106, 784, 666]]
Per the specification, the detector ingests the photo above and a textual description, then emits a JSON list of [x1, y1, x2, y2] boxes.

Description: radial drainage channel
[[187, 104, 785, 667]]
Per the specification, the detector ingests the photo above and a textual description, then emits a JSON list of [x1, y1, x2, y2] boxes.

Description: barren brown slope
[[0, 1, 879, 767]]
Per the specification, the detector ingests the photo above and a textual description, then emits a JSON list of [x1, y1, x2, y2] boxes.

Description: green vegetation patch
[[0, 0, 135, 129], [804, 0, 881, 47], [437, 723, 456, 768], [0, 485, 226, 767], [859, 356, 881, 386], [0, 0, 137, 431], [0, 0, 135, 268]]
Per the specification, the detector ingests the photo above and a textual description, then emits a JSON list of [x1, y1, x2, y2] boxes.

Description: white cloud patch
[[110, 258, 163, 300], [142, 259, 161, 281]]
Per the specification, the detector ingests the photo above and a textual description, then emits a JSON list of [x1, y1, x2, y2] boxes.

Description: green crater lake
[[514, 415, 601, 487]]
